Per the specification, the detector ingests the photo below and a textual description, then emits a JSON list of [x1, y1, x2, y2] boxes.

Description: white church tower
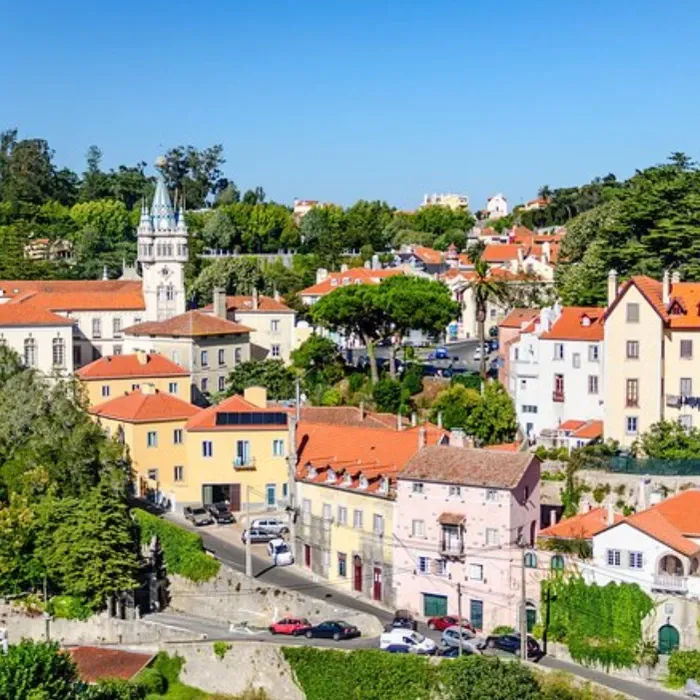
[[137, 162, 188, 321]]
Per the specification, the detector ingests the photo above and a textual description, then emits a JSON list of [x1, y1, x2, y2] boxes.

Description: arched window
[[550, 554, 565, 571], [166, 285, 175, 301], [524, 552, 537, 568], [23, 337, 36, 367], [52, 337, 65, 367]]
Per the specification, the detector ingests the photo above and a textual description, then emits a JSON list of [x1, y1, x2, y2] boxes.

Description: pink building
[[497, 308, 539, 389], [393, 446, 542, 632]]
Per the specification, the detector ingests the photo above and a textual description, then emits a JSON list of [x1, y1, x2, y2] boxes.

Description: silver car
[[251, 518, 289, 536], [441, 625, 481, 654], [184, 506, 214, 526]]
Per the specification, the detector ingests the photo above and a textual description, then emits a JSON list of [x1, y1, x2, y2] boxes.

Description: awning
[[438, 512, 465, 526]]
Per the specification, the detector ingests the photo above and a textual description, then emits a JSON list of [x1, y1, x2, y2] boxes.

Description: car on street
[[207, 502, 234, 524], [268, 618, 311, 636], [391, 609, 418, 631], [183, 506, 214, 526], [430, 346, 449, 360], [241, 528, 277, 544], [437, 645, 469, 658], [251, 518, 289, 536], [379, 629, 436, 655], [441, 625, 482, 654], [267, 538, 294, 566], [484, 633, 542, 659], [472, 343, 490, 362], [305, 621, 361, 641], [427, 615, 473, 632]]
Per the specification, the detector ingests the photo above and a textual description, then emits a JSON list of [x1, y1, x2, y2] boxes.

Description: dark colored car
[[384, 644, 411, 654], [438, 645, 466, 658], [305, 621, 361, 641], [485, 634, 542, 659], [391, 610, 418, 631], [207, 502, 234, 524], [268, 618, 312, 636], [427, 615, 473, 632]]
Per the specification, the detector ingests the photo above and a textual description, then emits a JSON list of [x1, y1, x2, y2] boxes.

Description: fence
[[605, 457, 700, 476]]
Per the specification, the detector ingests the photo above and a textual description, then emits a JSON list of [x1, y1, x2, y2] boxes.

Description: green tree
[[465, 381, 517, 445], [160, 144, 227, 208], [201, 208, 238, 250], [372, 377, 402, 413], [430, 384, 481, 430], [344, 200, 394, 251], [300, 204, 347, 268], [226, 360, 296, 399], [441, 655, 540, 700], [291, 335, 345, 394], [189, 257, 266, 304], [636, 420, 700, 458]]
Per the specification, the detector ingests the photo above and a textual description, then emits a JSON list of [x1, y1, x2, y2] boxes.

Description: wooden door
[[373, 567, 382, 601], [304, 544, 311, 568], [353, 557, 362, 592], [230, 484, 241, 512]]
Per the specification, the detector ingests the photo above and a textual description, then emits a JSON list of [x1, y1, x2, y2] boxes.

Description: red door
[[304, 544, 311, 568], [354, 556, 362, 592], [373, 567, 382, 601]]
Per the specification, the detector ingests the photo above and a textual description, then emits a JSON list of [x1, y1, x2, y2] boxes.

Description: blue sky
[[2, 1, 699, 210]]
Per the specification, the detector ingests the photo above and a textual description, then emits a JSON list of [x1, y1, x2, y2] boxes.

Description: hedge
[[132, 509, 220, 582], [668, 650, 700, 686]]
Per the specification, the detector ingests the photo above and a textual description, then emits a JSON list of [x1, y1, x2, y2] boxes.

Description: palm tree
[[537, 184, 552, 202], [466, 242, 510, 379]]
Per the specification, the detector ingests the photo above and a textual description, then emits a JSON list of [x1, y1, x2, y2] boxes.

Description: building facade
[[421, 193, 469, 211]]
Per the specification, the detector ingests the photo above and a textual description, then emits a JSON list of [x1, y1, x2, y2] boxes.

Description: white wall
[[0, 323, 74, 376]]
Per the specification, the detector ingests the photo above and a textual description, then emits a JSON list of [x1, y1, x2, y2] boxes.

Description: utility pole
[[295, 377, 301, 424], [287, 415, 298, 560], [519, 543, 527, 661], [245, 485, 252, 578], [43, 574, 50, 642], [543, 586, 551, 657], [456, 582, 463, 658]]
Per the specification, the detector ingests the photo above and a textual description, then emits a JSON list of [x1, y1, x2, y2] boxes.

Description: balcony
[[652, 574, 688, 593], [552, 390, 564, 403], [625, 399, 639, 408], [440, 539, 465, 557], [233, 456, 256, 470]]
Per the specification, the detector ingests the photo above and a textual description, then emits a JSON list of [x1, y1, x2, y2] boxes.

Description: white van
[[379, 629, 437, 655]]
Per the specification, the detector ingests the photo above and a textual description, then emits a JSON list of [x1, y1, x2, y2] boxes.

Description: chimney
[[315, 268, 328, 284], [411, 412, 417, 427], [136, 349, 148, 365], [396, 413, 403, 431], [606, 500, 615, 526], [449, 428, 466, 447], [580, 496, 591, 513], [340, 263, 349, 273], [607, 269, 618, 306], [542, 241, 551, 263], [359, 401, 365, 420], [662, 269, 670, 305], [549, 509, 558, 527], [252, 287, 259, 310], [437, 412, 443, 429], [102, 265, 109, 281], [364, 259, 371, 269], [372, 254, 380, 270], [273, 288, 281, 302], [672, 270, 681, 284], [212, 287, 227, 319], [243, 385, 267, 407], [418, 426, 427, 450]]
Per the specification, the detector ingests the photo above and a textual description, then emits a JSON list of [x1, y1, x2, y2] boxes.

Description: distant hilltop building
[[486, 193, 508, 219], [522, 196, 549, 211], [24, 238, 74, 263], [293, 199, 318, 223], [421, 193, 469, 211]]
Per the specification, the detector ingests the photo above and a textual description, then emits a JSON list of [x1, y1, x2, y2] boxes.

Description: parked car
[[184, 506, 214, 526], [380, 629, 436, 655], [305, 621, 361, 641], [267, 538, 294, 566], [427, 615, 473, 632], [437, 645, 467, 658], [251, 518, 289, 536], [472, 343, 490, 362], [489, 339, 499, 352], [268, 618, 311, 636], [441, 625, 481, 654], [431, 346, 449, 360], [391, 610, 418, 631], [241, 528, 276, 544], [484, 633, 542, 659], [383, 644, 410, 654], [207, 502, 234, 524]]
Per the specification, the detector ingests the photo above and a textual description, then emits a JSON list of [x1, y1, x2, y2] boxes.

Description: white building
[[486, 193, 508, 219], [510, 305, 605, 442], [421, 193, 469, 211]]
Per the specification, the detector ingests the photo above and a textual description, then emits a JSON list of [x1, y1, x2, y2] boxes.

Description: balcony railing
[[552, 390, 564, 402], [233, 456, 256, 470], [652, 573, 688, 592], [440, 539, 465, 556], [625, 398, 639, 408]]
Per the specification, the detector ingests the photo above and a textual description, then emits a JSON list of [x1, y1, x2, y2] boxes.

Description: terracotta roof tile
[[90, 390, 201, 423], [540, 507, 622, 540], [68, 646, 154, 683], [540, 307, 604, 341], [0, 280, 145, 310], [300, 406, 409, 429], [558, 419, 586, 432], [412, 246, 444, 264], [300, 268, 402, 297], [483, 442, 523, 452], [0, 303, 72, 326], [202, 294, 293, 313], [124, 311, 252, 337], [76, 353, 189, 380], [482, 244, 521, 262], [186, 393, 288, 431], [572, 420, 603, 440], [438, 512, 466, 525], [499, 308, 540, 329]]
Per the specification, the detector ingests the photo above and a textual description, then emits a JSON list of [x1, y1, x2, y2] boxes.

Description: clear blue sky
[[2, 1, 699, 210]]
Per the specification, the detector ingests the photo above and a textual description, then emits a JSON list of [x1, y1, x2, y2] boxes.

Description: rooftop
[[68, 646, 154, 683], [201, 294, 293, 314], [499, 308, 540, 329], [540, 306, 605, 342], [0, 280, 145, 311], [300, 268, 402, 297], [540, 506, 623, 540], [124, 310, 252, 338], [299, 405, 409, 429], [186, 393, 289, 431], [0, 303, 73, 326], [76, 352, 189, 380], [90, 389, 201, 423]]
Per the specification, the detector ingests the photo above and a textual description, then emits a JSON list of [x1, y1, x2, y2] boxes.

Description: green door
[[470, 599, 483, 630], [423, 593, 448, 617], [658, 625, 680, 654], [526, 605, 537, 633]]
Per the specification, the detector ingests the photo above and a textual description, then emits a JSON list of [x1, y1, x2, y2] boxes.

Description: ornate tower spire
[[151, 176, 176, 232]]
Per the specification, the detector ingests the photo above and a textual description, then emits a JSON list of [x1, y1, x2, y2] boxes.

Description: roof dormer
[[342, 472, 352, 488], [668, 297, 687, 316], [326, 468, 336, 484], [306, 462, 317, 479], [358, 475, 369, 490]]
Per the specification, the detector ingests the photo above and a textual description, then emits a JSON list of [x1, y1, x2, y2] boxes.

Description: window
[[626, 378, 639, 407], [112, 317, 122, 337], [469, 564, 483, 581], [485, 489, 498, 501], [520, 379, 527, 389], [146, 431, 158, 448], [524, 552, 537, 568], [165, 285, 174, 301], [572, 352, 581, 369], [418, 556, 430, 574], [133, 316, 142, 325], [23, 337, 36, 367], [218, 348, 225, 365], [101, 385, 110, 397], [553, 373, 564, 399], [113, 344, 122, 356], [485, 528, 499, 546], [147, 469, 158, 481], [52, 338, 65, 367], [174, 465, 184, 482], [168, 382, 178, 394], [588, 375, 599, 394], [234, 348, 242, 364], [322, 503, 332, 521], [173, 428, 183, 445], [680, 378, 693, 397], [681, 340, 693, 359], [553, 343, 564, 360], [218, 376, 225, 392], [271, 344, 281, 358], [551, 554, 565, 570], [131, 383, 140, 391], [92, 345, 102, 361], [588, 344, 599, 362], [200, 350, 208, 367], [236, 440, 251, 466], [412, 482, 424, 494], [628, 551, 643, 569], [92, 318, 102, 338], [373, 514, 384, 536], [448, 485, 461, 497], [606, 549, 621, 567], [202, 440, 213, 457], [337, 506, 347, 526], [412, 520, 425, 537], [626, 340, 639, 359], [434, 559, 447, 576], [625, 416, 638, 435], [626, 303, 639, 323], [338, 553, 347, 578], [201, 377, 208, 392], [272, 439, 285, 456], [521, 405, 537, 414], [679, 415, 693, 430], [353, 509, 363, 529], [270, 319, 280, 333]]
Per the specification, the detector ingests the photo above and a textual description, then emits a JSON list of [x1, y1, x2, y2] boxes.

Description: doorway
[[353, 556, 363, 592], [304, 544, 311, 568], [526, 603, 537, 632], [469, 599, 484, 630], [373, 567, 382, 601], [202, 483, 241, 511], [658, 624, 680, 654], [266, 484, 276, 508], [423, 593, 448, 617]]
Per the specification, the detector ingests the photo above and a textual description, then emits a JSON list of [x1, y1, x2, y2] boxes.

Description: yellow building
[[77, 351, 190, 407], [183, 386, 292, 512], [89, 386, 201, 506], [604, 270, 700, 446], [295, 421, 447, 606]]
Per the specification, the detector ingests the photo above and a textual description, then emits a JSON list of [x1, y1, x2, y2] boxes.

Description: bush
[[132, 510, 220, 582], [85, 678, 146, 699], [134, 667, 166, 694], [49, 595, 91, 621], [440, 655, 540, 700], [150, 652, 185, 686], [401, 364, 423, 396], [451, 373, 481, 391], [320, 388, 342, 406], [372, 377, 402, 413], [668, 650, 700, 686], [213, 641, 231, 660], [348, 371, 366, 394], [490, 625, 515, 635]]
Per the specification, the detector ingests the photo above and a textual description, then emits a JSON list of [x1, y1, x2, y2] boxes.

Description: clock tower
[[137, 166, 188, 321]]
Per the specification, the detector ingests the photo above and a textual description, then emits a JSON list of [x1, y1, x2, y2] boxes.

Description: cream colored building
[[421, 193, 469, 211], [603, 270, 700, 447]]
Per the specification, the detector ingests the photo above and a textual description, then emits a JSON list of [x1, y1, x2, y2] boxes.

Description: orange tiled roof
[[540, 507, 623, 540], [558, 419, 586, 432], [540, 306, 604, 341], [0, 280, 145, 310], [605, 276, 666, 322], [124, 311, 252, 338], [186, 393, 288, 431], [69, 646, 154, 683], [499, 308, 540, 329], [482, 244, 521, 262], [300, 268, 402, 297], [90, 390, 201, 423], [76, 353, 189, 380], [572, 420, 603, 440], [300, 406, 409, 429], [483, 442, 523, 452], [412, 246, 444, 264], [201, 294, 293, 313], [0, 303, 72, 326]]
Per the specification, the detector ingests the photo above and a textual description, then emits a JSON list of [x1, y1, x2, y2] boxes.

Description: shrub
[[401, 364, 423, 396], [320, 388, 342, 406], [49, 595, 91, 620], [85, 678, 146, 699], [372, 377, 402, 413], [213, 641, 232, 660], [132, 509, 220, 582], [134, 667, 166, 694], [668, 650, 700, 686], [490, 625, 515, 636], [150, 652, 185, 686], [541, 470, 566, 481], [451, 373, 481, 391], [348, 371, 366, 394]]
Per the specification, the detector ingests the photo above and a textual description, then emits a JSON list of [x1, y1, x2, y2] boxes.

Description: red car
[[427, 615, 474, 632], [268, 617, 312, 636]]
